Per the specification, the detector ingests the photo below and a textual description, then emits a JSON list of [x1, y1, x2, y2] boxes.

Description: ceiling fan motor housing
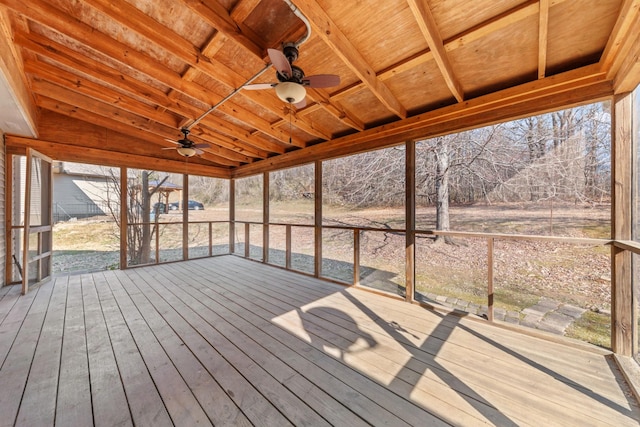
[[277, 65, 305, 83], [283, 43, 299, 64]]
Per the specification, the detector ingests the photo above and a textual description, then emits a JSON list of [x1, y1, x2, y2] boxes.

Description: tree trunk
[[435, 137, 453, 244]]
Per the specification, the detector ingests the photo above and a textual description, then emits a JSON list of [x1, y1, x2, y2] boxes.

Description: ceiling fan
[[163, 128, 209, 158], [243, 43, 340, 108]]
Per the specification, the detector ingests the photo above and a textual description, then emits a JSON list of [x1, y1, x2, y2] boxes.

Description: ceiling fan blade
[[161, 147, 176, 150], [195, 149, 204, 155], [268, 48, 292, 78], [293, 98, 307, 109], [302, 74, 341, 88], [243, 83, 278, 90], [193, 143, 209, 149], [164, 138, 180, 145]]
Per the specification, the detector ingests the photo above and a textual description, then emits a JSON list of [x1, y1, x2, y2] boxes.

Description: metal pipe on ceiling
[[283, 0, 311, 46]]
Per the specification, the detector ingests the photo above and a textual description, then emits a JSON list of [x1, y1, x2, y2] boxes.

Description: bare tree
[[101, 169, 168, 265]]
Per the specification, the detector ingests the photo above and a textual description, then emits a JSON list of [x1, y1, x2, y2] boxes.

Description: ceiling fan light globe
[[275, 82, 306, 104], [177, 146, 197, 157]]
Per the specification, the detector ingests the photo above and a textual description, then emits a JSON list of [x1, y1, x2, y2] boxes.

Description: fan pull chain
[[289, 108, 292, 144]]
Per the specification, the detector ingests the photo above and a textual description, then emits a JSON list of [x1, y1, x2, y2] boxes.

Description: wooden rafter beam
[[292, 0, 407, 119], [24, 60, 181, 129], [230, 0, 366, 133], [601, 0, 640, 79], [83, 0, 202, 62], [26, 54, 272, 160], [406, 0, 464, 102], [17, 31, 287, 159], [334, 0, 553, 102], [34, 93, 245, 167], [538, 0, 550, 79], [181, 0, 264, 58], [83, 0, 327, 142], [612, 27, 640, 93], [230, 0, 261, 22], [14, 30, 201, 119], [84, 0, 325, 143], [304, 88, 365, 131], [2, 0, 308, 148], [33, 109, 238, 170], [175, 5, 338, 140], [6, 135, 230, 178], [199, 116, 286, 155], [0, 7, 37, 136]]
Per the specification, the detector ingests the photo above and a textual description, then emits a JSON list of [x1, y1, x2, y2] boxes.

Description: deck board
[[56, 274, 93, 427], [0, 255, 639, 426], [14, 277, 68, 427], [80, 273, 132, 427], [0, 279, 54, 427], [93, 270, 173, 427]]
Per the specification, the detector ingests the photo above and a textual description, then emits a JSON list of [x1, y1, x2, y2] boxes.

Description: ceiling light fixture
[[176, 146, 197, 157], [275, 82, 306, 104]]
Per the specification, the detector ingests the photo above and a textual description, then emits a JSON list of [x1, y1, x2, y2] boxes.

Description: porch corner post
[[120, 166, 128, 269], [182, 173, 188, 260], [314, 160, 322, 278], [229, 178, 235, 254], [405, 140, 416, 302], [263, 172, 269, 263], [612, 91, 635, 356], [5, 151, 13, 285]]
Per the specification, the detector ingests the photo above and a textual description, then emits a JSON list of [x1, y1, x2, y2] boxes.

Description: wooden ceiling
[[1, 0, 639, 178]]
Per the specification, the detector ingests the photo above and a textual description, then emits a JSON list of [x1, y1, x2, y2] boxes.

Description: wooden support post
[[354, 229, 360, 286], [487, 237, 495, 322], [22, 151, 32, 294], [263, 172, 269, 263], [314, 161, 323, 278], [405, 141, 415, 302], [229, 179, 235, 254], [120, 167, 128, 268], [182, 173, 188, 260], [612, 92, 634, 356]]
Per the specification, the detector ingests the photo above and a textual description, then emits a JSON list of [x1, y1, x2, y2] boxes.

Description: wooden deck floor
[[0, 256, 638, 426]]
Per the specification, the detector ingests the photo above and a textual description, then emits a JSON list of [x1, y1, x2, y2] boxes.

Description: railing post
[[612, 91, 635, 355], [487, 237, 494, 321], [208, 222, 213, 257], [314, 160, 323, 278], [229, 179, 235, 254], [182, 173, 188, 261], [405, 140, 415, 302], [119, 166, 128, 269], [354, 228, 360, 286], [286, 225, 292, 269], [245, 222, 250, 258], [155, 223, 160, 264], [263, 171, 269, 264]]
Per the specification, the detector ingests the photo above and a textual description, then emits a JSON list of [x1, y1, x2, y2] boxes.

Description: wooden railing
[[127, 219, 618, 323]]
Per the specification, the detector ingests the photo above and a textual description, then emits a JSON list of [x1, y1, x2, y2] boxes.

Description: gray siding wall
[[53, 174, 110, 222]]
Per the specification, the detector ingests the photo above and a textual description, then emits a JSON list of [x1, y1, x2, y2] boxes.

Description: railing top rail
[[127, 219, 611, 245], [416, 229, 611, 245]]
